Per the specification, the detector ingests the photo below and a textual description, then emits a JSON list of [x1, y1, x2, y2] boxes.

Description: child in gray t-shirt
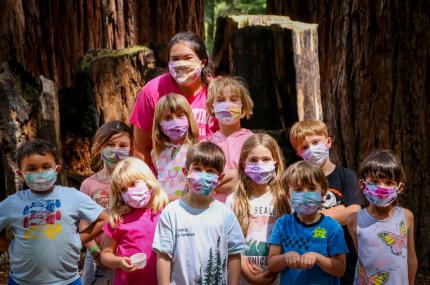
[[0, 139, 107, 285]]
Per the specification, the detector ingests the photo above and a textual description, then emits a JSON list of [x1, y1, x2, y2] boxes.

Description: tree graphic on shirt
[[198, 236, 227, 285]]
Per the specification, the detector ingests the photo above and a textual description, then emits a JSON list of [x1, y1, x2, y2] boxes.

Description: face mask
[[302, 141, 329, 166], [24, 169, 57, 192], [101, 147, 129, 166], [213, 101, 242, 124], [188, 172, 219, 196], [168, 60, 202, 86], [290, 191, 322, 215], [363, 182, 399, 207], [244, 162, 276, 185], [121, 181, 152, 208], [160, 116, 189, 141]]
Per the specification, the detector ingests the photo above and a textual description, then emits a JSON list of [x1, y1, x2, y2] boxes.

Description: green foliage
[[205, 0, 266, 54]]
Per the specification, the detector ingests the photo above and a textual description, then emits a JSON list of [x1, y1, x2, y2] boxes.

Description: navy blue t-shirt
[[269, 213, 348, 285]]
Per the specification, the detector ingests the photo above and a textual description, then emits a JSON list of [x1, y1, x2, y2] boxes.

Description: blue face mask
[[24, 169, 57, 192], [188, 171, 219, 196], [290, 191, 322, 215]]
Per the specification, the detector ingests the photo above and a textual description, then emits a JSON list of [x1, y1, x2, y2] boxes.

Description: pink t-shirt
[[103, 208, 161, 285], [129, 73, 218, 141], [80, 174, 110, 208], [209, 128, 254, 169]]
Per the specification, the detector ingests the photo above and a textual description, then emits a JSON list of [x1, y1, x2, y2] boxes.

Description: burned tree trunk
[[268, 0, 430, 274], [212, 15, 323, 133], [0, 0, 204, 88]]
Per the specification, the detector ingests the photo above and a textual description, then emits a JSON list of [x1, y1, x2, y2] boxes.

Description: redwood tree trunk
[[268, 0, 430, 274], [0, 0, 204, 88]]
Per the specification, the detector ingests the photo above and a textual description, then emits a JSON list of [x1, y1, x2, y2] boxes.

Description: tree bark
[[0, 0, 204, 88], [268, 0, 430, 274], [212, 15, 323, 131]]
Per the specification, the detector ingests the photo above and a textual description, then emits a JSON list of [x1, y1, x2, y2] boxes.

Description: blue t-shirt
[[0, 186, 103, 285], [269, 213, 348, 285]]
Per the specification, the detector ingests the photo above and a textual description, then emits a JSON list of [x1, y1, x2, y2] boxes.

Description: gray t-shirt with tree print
[[153, 199, 246, 285]]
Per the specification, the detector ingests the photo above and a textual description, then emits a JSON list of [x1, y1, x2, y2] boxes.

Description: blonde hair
[[152, 93, 199, 159], [289, 120, 329, 150], [90, 121, 133, 172], [283, 161, 328, 195], [109, 157, 168, 228], [206, 76, 254, 119], [232, 133, 290, 235]]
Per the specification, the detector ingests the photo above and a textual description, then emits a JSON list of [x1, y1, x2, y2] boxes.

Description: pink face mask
[[160, 116, 189, 141], [213, 101, 242, 124], [121, 181, 152, 208]]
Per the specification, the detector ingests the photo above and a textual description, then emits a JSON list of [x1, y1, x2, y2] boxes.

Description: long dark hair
[[167, 32, 213, 86]]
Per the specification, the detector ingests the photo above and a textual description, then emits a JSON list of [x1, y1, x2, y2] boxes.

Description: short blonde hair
[[152, 93, 199, 159], [206, 76, 253, 119], [109, 157, 168, 228], [289, 120, 329, 150], [283, 161, 328, 195]]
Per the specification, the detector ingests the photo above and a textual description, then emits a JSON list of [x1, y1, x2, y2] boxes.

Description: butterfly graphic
[[377, 220, 408, 256], [356, 259, 390, 285]]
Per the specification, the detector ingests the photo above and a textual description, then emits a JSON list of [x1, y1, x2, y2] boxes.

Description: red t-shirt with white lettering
[[129, 73, 218, 141]]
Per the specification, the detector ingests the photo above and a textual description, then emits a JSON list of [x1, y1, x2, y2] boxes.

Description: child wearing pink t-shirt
[[80, 120, 133, 285], [100, 157, 168, 285], [206, 76, 254, 202]]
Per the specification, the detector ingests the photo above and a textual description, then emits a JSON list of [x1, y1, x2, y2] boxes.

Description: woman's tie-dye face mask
[[213, 101, 242, 124], [168, 60, 202, 86]]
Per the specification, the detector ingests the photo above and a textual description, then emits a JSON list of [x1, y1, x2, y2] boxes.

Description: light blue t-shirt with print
[[269, 213, 348, 285], [0, 186, 103, 285], [153, 198, 247, 285]]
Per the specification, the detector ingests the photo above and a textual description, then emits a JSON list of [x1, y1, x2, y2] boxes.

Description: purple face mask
[[363, 182, 399, 207], [160, 116, 189, 141], [121, 181, 152, 208], [244, 162, 276, 184]]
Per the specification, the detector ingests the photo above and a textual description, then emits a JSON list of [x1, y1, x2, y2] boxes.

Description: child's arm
[[268, 244, 301, 272], [346, 212, 358, 251], [134, 127, 153, 166], [227, 253, 241, 285], [0, 235, 9, 252], [321, 204, 361, 225], [300, 252, 346, 277], [405, 209, 417, 285], [79, 220, 102, 261], [157, 252, 172, 285], [241, 256, 277, 284], [100, 235, 136, 272], [79, 210, 108, 244]]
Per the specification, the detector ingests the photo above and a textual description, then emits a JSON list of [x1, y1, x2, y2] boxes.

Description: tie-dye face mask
[[290, 191, 322, 215], [302, 140, 329, 166], [363, 182, 399, 207], [101, 147, 130, 166], [160, 116, 189, 141], [168, 60, 202, 86], [187, 171, 219, 196], [24, 169, 58, 192], [244, 162, 276, 184], [213, 101, 242, 124]]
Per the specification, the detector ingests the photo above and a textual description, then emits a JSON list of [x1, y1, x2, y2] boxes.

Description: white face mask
[[302, 140, 329, 166], [168, 60, 202, 86]]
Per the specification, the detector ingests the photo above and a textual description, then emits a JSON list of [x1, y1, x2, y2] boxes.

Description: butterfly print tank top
[[354, 206, 408, 285]]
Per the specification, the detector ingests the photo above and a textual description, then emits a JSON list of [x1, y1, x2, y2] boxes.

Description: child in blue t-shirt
[[268, 161, 348, 285], [0, 139, 107, 285]]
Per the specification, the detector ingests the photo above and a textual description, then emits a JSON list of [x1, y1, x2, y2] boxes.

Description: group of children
[[0, 75, 417, 285]]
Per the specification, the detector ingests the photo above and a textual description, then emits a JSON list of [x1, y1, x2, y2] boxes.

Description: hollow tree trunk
[[268, 0, 430, 274]]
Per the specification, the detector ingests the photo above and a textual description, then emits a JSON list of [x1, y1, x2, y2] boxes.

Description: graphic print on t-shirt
[[243, 204, 276, 268], [197, 236, 227, 285], [22, 199, 62, 240], [377, 220, 408, 256], [322, 188, 343, 209], [91, 189, 109, 209]]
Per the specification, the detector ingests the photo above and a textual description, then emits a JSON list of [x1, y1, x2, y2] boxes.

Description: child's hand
[[300, 252, 318, 269], [284, 251, 301, 268], [119, 256, 137, 272], [248, 264, 265, 275], [253, 271, 277, 284]]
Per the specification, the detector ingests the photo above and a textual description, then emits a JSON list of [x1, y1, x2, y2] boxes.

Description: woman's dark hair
[[167, 32, 213, 86], [358, 150, 405, 182]]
